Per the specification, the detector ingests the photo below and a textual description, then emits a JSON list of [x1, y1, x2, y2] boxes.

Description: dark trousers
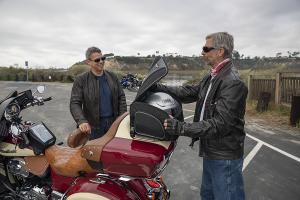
[[90, 117, 114, 140], [200, 158, 245, 200]]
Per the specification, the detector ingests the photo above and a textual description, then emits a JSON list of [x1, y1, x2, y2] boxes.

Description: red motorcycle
[[0, 57, 183, 200]]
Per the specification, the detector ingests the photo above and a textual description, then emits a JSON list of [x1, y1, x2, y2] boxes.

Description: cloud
[[0, 0, 299, 68]]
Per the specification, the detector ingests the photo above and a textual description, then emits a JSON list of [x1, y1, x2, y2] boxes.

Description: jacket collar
[[89, 70, 115, 91], [89, 70, 106, 79]]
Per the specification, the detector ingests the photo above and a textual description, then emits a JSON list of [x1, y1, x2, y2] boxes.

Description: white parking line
[[242, 141, 263, 171], [246, 133, 300, 163], [183, 108, 195, 112], [180, 114, 300, 166], [126, 94, 136, 98], [184, 115, 194, 120]]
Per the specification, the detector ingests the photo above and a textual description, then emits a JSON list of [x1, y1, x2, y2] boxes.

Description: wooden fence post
[[275, 72, 282, 105], [290, 95, 300, 126], [247, 75, 252, 100]]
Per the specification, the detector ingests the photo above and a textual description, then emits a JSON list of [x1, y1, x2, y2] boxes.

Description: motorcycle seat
[[44, 112, 128, 177], [67, 128, 89, 148], [81, 112, 129, 162], [24, 155, 49, 177], [45, 145, 96, 177]]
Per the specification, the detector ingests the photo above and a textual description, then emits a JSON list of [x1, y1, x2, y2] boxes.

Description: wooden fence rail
[[248, 72, 300, 105]]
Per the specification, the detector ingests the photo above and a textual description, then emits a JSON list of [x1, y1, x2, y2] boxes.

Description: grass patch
[[246, 100, 295, 127], [246, 100, 291, 116]]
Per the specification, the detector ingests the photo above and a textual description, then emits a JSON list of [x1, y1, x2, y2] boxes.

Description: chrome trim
[[96, 173, 110, 178], [153, 150, 174, 178], [89, 177, 106, 184], [119, 176, 133, 182], [51, 190, 64, 200]]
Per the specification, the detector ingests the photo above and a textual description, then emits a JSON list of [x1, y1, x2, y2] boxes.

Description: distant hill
[[69, 56, 300, 74], [233, 57, 300, 70], [1, 56, 298, 83]]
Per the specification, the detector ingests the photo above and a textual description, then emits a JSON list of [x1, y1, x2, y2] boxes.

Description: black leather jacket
[[156, 61, 248, 159], [70, 70, 127, 128]]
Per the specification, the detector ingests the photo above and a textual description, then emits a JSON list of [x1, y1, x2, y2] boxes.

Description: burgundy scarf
[[211, 58, 230, 77]]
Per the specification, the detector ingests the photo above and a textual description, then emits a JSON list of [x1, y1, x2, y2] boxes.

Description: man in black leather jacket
[[155, 32, 248, 200], [70, 47, 127, 139]]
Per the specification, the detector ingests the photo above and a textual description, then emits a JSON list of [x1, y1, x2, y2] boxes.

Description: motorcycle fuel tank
[[100, 115, 174, 178]]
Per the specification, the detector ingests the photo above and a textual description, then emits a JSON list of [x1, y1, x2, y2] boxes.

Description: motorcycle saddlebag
[[130, 102, 177, 141]]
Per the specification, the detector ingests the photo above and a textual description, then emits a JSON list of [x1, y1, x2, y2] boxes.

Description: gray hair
[[85, 46, 102, 60], [206, 32, 234, 58]]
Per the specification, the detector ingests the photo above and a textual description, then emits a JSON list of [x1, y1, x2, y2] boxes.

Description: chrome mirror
[[37, 85, 45, 94], [11, 124, 21, 136]]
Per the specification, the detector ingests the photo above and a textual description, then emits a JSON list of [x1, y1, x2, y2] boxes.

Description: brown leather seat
[[81, 112, 129, 162], [24, 155, 49, 177], [45, 145, 95, 177], [67, 128, 89, 148], [45, 112, 129, 177]]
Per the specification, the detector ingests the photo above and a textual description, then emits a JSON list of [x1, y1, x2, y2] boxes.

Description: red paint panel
[[67, 177, 139, 200], [101, 138, 170, 177], [50, 169, 75, 192]]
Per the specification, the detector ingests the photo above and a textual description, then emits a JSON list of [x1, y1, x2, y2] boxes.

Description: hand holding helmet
[[164, 118, 185, 136]]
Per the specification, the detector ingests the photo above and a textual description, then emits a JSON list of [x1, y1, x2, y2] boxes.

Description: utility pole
[[25, 61, 28, 81]]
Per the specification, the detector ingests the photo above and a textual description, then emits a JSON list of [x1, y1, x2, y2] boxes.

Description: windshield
[[134, 57, 168, 102]]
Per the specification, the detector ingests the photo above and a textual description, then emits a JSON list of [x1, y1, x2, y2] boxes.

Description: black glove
[[164, 118, 185, 136]]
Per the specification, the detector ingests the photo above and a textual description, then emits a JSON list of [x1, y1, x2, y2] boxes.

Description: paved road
[[0, 81, 299, 200]]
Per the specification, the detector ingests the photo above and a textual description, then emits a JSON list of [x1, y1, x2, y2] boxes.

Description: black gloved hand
[[164, 118, 185, 136]]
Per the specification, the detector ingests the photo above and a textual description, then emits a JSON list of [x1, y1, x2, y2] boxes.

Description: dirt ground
[[245, 104, 300, 136]]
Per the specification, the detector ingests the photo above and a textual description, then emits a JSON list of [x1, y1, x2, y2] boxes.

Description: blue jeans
[[200, 158, 245, 200]]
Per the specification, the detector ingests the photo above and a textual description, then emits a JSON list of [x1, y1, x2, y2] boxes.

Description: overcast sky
[[0, 0, 299, 68]]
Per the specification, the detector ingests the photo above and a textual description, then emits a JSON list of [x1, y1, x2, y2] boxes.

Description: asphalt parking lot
[[0, 81, 299, 200]]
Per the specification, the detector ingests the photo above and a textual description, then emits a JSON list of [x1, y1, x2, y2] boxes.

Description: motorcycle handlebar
[[43, 97, 52, 102], [25, 96, 52, 108]]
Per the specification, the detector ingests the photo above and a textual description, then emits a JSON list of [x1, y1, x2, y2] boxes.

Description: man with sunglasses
[[152, 32, 248, 200], [70, 46, 127, 139]]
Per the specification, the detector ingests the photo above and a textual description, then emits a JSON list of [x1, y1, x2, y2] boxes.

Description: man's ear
[[218, 48, 225, 57], [85, 60, 90, 65]]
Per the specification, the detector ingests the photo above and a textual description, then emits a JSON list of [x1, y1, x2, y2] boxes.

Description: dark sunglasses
[[92, 57, 106, 63], [202, 46, 215, 53]]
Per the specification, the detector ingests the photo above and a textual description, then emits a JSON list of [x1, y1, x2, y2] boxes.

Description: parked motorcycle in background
[[120, 73, 142, 92], [0, 57, 182, 200]]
